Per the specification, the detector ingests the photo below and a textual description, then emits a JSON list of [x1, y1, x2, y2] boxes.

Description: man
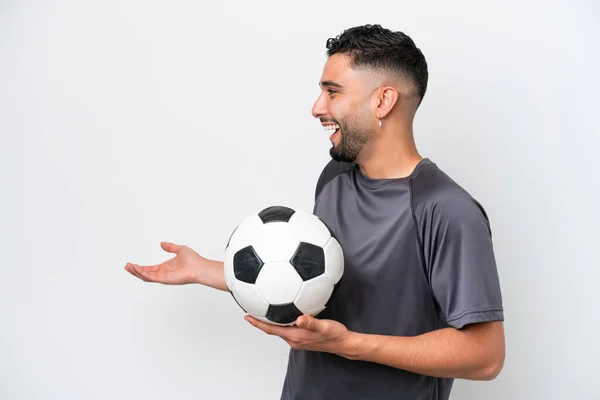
[[125, 24, 505, 400]]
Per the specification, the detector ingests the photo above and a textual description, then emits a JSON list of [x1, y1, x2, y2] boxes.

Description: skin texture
[[124, 52, 505, 381]]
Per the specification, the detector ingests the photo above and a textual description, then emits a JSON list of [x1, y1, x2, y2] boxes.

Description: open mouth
[[324, 124, 340, 141]]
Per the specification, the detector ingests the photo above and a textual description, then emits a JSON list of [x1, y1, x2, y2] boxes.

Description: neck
[[356, 122, 423, 179]]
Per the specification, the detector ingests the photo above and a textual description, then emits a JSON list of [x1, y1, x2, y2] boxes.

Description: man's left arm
[[343, 319, 505, 380], [246, 314, 504, 381]]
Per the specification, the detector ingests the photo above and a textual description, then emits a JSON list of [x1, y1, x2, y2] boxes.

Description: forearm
[[343, 322, 504, 380]]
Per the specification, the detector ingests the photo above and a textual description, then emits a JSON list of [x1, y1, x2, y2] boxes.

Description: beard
[[329, 119, 371, 164]]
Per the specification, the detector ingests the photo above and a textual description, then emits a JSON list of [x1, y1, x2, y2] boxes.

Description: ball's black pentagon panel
[[318, 216, 337, 240], [233, 245, 264, 284], [258, 205, 295, 223], [229, 290, 247, 313], [266, 303, 303, 324], [290, 242, 325, 281]]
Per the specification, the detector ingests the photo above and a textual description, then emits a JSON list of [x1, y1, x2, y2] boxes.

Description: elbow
[[463, 322, 506, 381], [479, 359, 504, 381], [472, 352, 505, 381]]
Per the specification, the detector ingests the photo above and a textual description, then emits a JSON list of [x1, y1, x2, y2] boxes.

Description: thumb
[[161, 241, 181, 254], [296, 315, 321, 332]]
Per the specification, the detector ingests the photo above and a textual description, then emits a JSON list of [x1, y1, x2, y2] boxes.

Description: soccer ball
[[224, 205, 344, 326]]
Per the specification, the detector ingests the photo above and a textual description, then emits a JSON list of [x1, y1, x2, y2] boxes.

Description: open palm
[[125, 242, 201, 285]]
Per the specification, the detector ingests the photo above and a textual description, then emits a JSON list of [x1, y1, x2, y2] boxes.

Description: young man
[[125, 24, 505, 400]]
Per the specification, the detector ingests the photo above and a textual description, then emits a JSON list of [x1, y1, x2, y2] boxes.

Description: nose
[[311, 92, 327, 119]]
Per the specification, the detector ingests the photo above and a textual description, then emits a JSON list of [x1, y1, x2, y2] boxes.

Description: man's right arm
[[198, 258, 228, 292]]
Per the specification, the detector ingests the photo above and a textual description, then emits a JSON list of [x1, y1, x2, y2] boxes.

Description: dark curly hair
[[326, 24, 428, 104]]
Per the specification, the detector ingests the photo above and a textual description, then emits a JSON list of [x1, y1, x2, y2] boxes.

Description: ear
[[373, 86, 398, 119]]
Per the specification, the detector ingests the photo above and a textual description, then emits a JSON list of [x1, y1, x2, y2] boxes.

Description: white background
[[1, 0, 599, 399]]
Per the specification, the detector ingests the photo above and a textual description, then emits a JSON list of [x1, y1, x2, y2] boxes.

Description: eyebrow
[[319, 80, 344, 89]]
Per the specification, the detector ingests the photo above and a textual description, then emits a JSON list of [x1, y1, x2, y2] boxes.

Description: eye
[[327, 89, 337, 95]]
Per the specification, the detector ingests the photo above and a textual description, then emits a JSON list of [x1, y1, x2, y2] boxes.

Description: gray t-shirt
[[279, 158, 504, 400]]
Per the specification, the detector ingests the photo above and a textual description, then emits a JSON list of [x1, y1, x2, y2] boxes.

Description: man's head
[[311, 24, 428, 163]]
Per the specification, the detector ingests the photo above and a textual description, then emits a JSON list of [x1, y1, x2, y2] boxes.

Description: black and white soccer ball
[[224, 205, 344, 326]]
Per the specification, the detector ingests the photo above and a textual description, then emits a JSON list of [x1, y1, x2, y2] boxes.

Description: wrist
[[207, 259, 227, 291], [341, 331, 369, 360], [191, 256, 226, 290]]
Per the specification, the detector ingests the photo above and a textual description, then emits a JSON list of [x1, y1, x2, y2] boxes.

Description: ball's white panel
[[255, 262, 303, 305], [226, 214, 264, 254], [231, 280, 269, 317], [294, 275, 334, 315], [287, 211, 331, 247], [323, 237, 344, 284], [251, 222, 300, 263], [303, 304, 326, 317]]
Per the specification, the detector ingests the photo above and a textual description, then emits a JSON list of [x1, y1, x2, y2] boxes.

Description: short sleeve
[[425, 194, 504, 329]]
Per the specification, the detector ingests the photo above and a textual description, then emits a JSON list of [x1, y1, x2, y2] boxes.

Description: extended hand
[[124, 242, 201, 285], [245, 314, 355, 358], [124, 242, 227, 290]]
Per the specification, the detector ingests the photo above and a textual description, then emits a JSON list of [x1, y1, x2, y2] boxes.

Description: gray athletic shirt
[[279, 158, 504, 400]]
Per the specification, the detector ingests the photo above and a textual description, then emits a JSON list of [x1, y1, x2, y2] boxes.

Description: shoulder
[[314, 159, 354, 201], [411, 161, 491, 230]]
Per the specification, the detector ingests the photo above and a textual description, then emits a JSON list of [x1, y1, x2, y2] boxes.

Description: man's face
[[312, 54, 377, 164]]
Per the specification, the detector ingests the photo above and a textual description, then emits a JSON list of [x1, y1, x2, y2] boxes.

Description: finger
[[296, 315, 315, 331], [125, 263, 143, 281], [296, 315, 320, 332], [129, 264, 150, 282], [245, 315, 291, 338], [161, 241, 181, 254], [124, 263, 144, 280], [129, 263, 157, 282]]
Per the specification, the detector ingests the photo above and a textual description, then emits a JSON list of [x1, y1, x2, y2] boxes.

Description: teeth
[[323, 124, 340, 132]]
